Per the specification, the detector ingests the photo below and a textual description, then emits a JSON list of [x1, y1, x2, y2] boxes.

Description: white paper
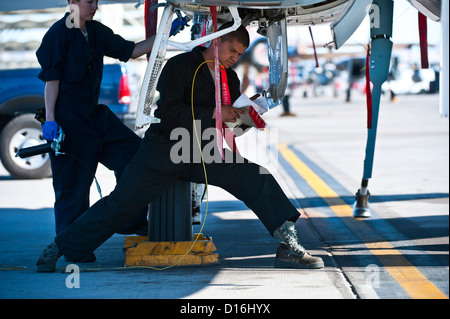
[[232, 94, 268, 115]]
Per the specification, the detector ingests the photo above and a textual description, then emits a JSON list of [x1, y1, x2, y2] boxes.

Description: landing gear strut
[[353, 0, 394, 218]]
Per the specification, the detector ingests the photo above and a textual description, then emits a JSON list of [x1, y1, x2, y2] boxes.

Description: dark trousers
[[55, 132, 300, 261], [51, 105, 146, 234]]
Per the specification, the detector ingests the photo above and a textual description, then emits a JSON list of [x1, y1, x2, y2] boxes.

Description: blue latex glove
[[170, 16, 189, 37], [42, 121, 59, 141]]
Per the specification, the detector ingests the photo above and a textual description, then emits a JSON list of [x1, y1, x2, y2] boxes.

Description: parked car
[[0, 63, 139, 179]]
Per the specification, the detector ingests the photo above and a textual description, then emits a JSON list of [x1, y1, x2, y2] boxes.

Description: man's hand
[[213, 105, 246, 123], [42, 121, 59, 141]]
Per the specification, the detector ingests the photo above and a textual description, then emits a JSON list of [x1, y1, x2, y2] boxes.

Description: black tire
[[0, 114, 51, 179]]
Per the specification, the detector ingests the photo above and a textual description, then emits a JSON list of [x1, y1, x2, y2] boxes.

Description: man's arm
[[44, 80, 60, 122], [131, 35, 156, 59], [130, 17, 187, 59]]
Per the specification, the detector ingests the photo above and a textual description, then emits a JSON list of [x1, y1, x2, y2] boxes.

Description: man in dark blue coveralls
[[36, 21, 324, 272], [36, 0, 186, 249]]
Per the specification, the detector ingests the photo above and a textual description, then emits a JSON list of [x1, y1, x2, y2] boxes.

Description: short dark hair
[[218, 22, 250, 48]]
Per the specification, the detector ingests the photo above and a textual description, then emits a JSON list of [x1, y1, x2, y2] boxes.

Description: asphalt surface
[[0, 93, 448, 303]]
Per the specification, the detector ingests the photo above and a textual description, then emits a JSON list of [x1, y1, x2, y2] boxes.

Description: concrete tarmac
[[0, 93, 448, 302]]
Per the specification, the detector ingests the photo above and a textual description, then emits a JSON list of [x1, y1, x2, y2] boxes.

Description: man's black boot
[[36, 241, 62, 273], [273, 221, 324, 269]]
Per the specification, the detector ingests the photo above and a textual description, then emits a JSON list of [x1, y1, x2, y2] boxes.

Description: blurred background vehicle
[[0, 63, 140, 179]]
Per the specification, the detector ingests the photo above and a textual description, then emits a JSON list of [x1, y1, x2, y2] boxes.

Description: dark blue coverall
[[36, 13, 146, 235], [54, 46, 300, 261]]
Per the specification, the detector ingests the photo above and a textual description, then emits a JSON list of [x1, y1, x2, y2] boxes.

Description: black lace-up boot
[[273, 221, 324, 269], [36, 242, 62, 273]]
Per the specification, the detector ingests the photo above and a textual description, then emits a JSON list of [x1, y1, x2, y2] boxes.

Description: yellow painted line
[[278, 143, 447, 299]]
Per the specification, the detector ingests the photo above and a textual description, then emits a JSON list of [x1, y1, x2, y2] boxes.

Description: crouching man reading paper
[[36, 23, 324, 272]]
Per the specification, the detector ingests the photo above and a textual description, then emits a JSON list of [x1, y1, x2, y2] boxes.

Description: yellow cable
[[87, 61, 217, 271], [115, 60, 216, 271], [122, 60, 215, 271], [142, 60, 215, 270]]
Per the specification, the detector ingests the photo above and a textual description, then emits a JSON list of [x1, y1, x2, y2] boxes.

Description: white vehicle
[[386, 67, 437, 95]]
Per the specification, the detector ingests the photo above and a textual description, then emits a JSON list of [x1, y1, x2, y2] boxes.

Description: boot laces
[[39, 242, 61, 259], [280, 224, 307, 256]]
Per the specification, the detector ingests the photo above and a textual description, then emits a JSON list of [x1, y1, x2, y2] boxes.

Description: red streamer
[[418, 12, 429, 69]]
